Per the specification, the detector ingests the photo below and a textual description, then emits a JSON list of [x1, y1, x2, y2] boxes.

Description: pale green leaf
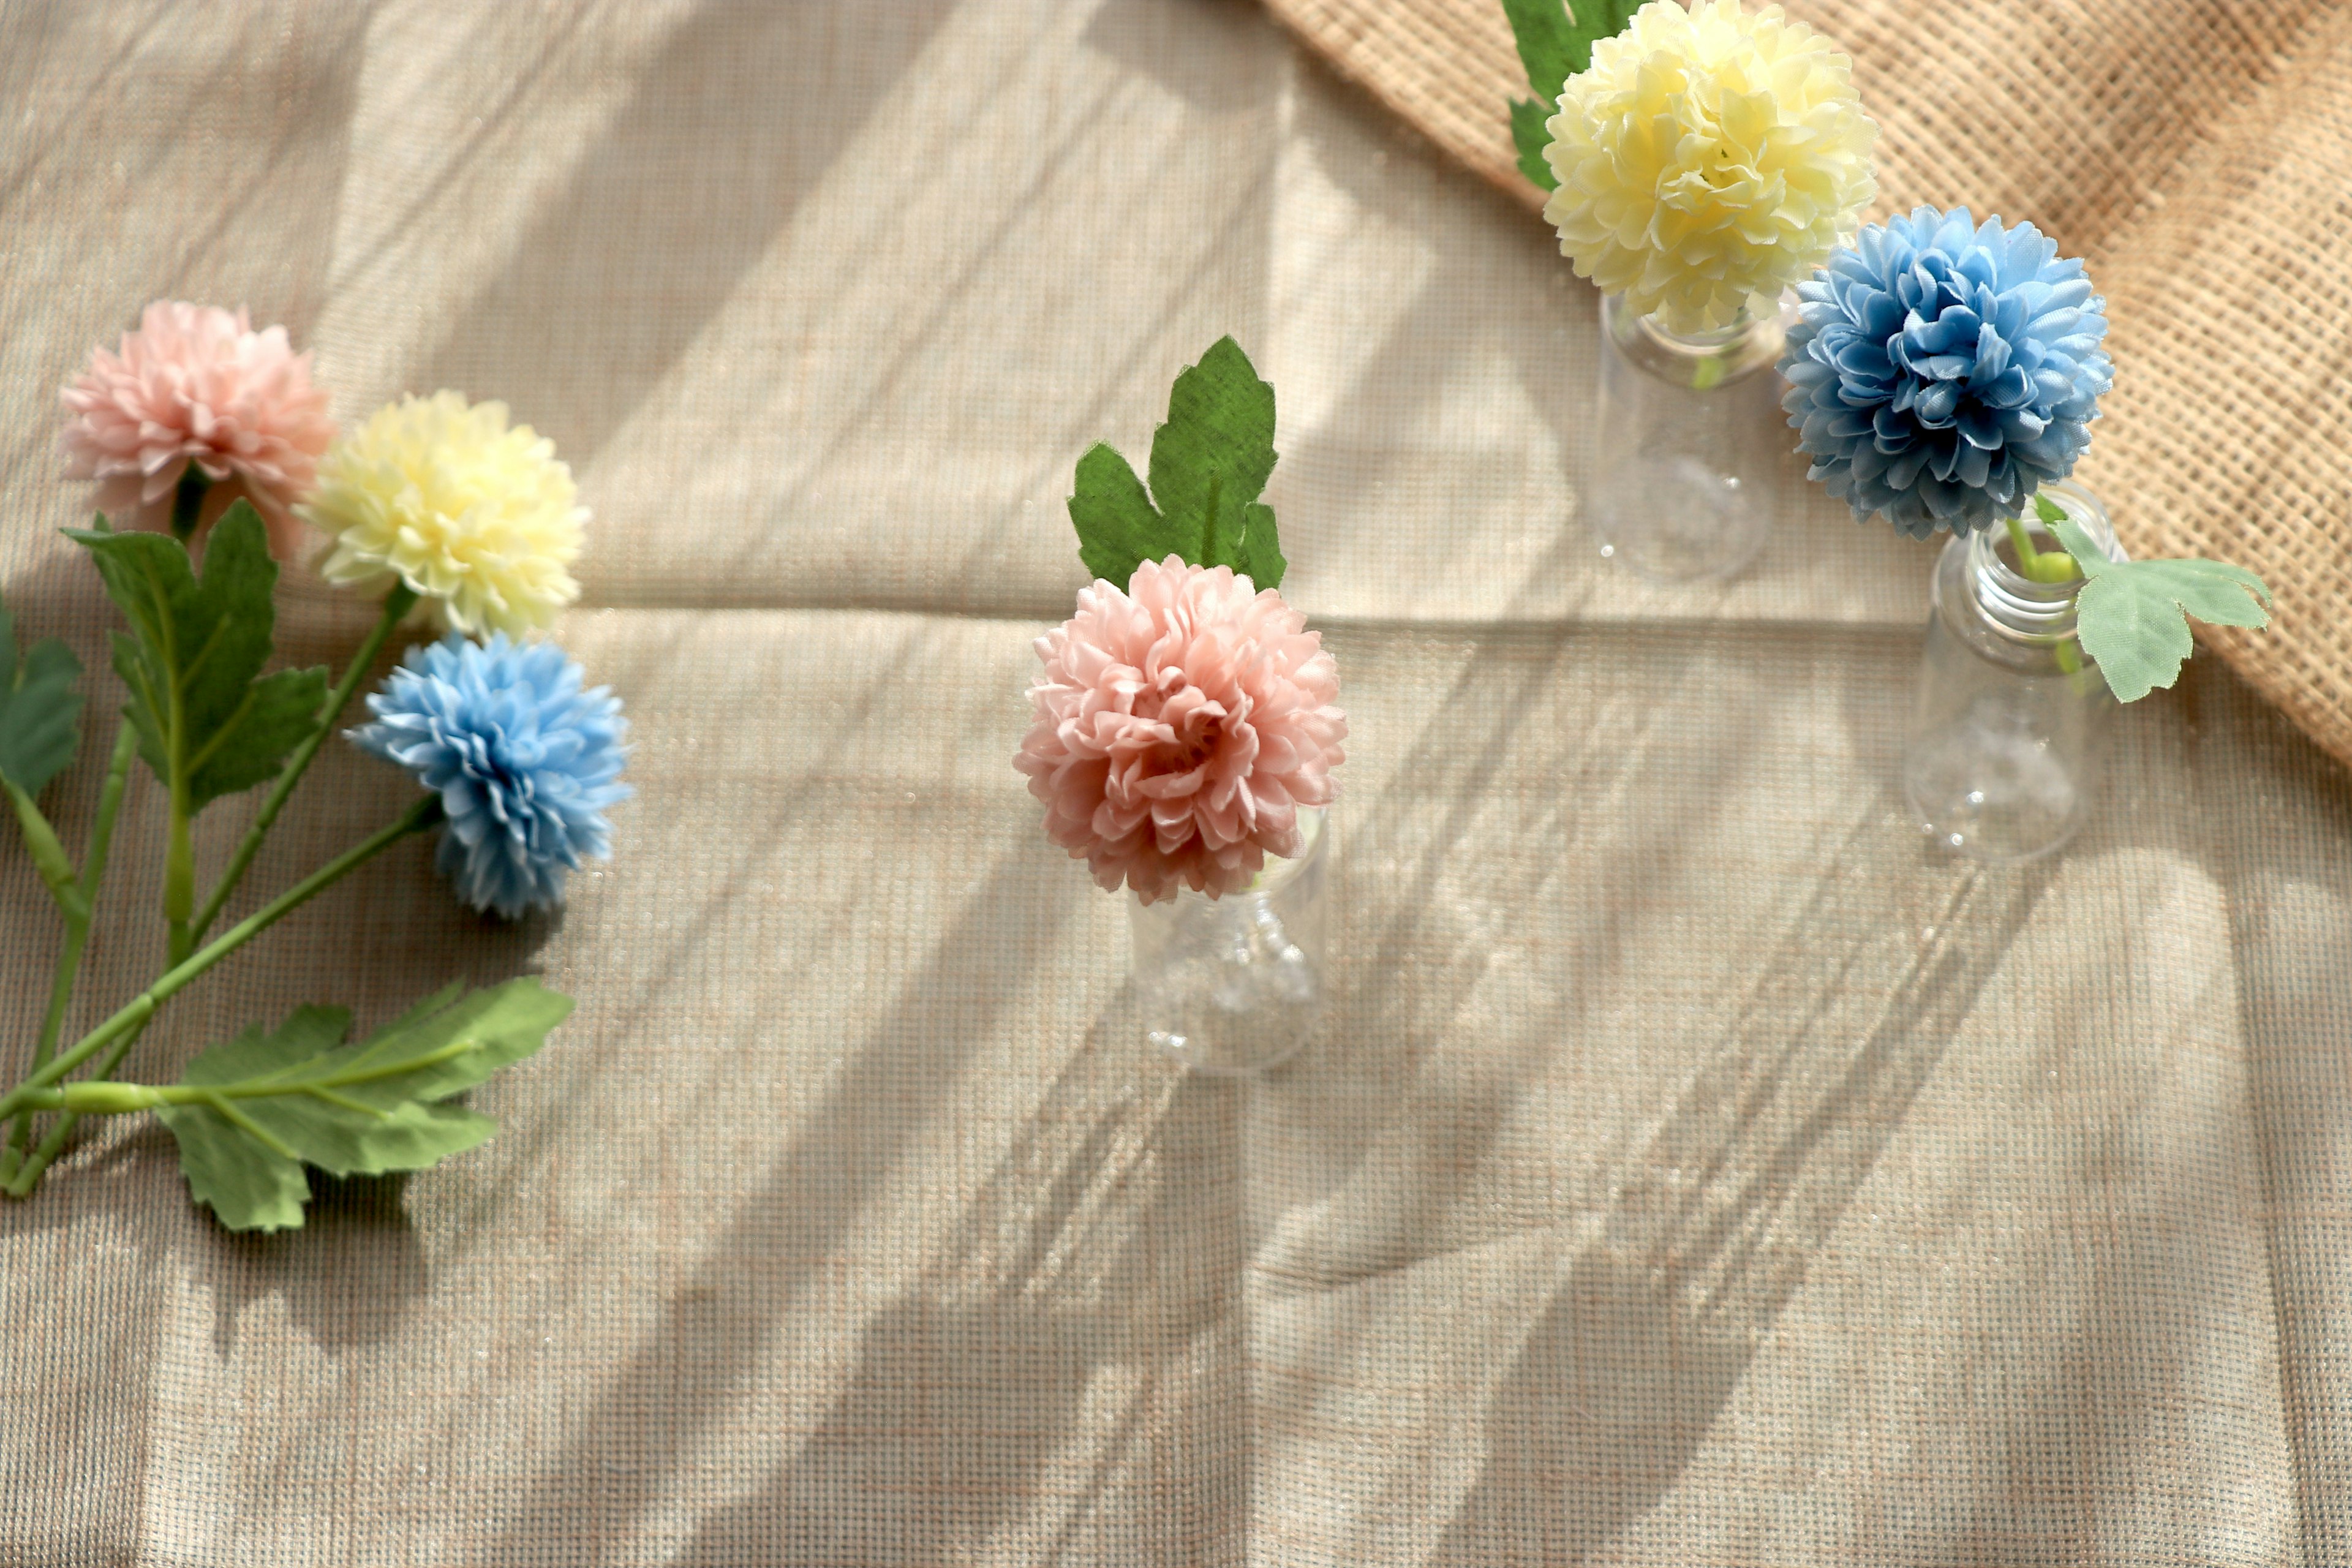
[[0, 603, 83, 796], [162, 1093, 312, 1232], [67, 505, 328, 810], [2051, 515, 2274, 703], [156, 979, 574, 1232]]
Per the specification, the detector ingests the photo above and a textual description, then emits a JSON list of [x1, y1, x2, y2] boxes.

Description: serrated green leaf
[[1148, 336, 1277, 562], [1065, 337, 1288, 590], [0, 605, 83, 796], [154, 978, 573, 1232], [1238, 501, 1287, 592], [67, 503, 328, 812], [1510, 97, 1561, 190], [162, 1091, 313, 1232], [189, 666, 325, 802], [1501, 0, 1570, 103], [2051, 515, 2273, 703], [1069, 441, 1165, 589]]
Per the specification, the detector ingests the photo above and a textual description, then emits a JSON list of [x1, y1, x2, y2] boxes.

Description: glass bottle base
[[1902, 712, 2088, 863], [1586, 458, 1770, 582]]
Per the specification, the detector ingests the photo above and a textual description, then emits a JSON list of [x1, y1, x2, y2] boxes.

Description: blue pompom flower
[[352, 633, 630, 918], [1780, 206, 2113, 538]]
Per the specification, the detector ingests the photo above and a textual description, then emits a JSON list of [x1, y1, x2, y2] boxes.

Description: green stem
[[0, 796, 440, 1194], [2, 722, 138, 1179], [189, 584, 416, 946], [140, 546, 194, 969], [20, 1039, 476, 1116], [164, 791, 193, 968], [8, 1015, 158, 1194], [3, 779, 82, 918], [2003, 511, 2079, 586]]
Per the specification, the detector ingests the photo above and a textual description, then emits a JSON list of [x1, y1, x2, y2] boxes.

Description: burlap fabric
[[1, 2, 2348, 1563], [1268, 0, 2352, 778]]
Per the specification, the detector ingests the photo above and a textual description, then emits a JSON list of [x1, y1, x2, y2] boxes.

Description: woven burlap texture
[[1266, 0, 2352, 775], [4, 2, 2351, 1564]]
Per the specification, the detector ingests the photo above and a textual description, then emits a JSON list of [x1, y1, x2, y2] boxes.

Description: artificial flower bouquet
[[1506, 0, 2272, 848], [1506, 0, 1880, 578], [1016, 337, 1347, 1072], [0, 303, 630, 1231], [1781, 206, 2271, 703]]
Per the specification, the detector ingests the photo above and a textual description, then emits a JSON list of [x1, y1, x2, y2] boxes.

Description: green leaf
[[1502, 0, 1572, 104], [1510, 98, 1561, 190], [1505, 0, 1637, 102], [1069, 441, 1164, 590], [1065, 336, 1289, 590], [1500, 0, 1639, 183], [0, 602, 83, 796], [1239, 501, 1287, 594], [2051, 515, 2274, 703], [67, 503, 329, 812], [1148, 336, 1278, 557], [154, 978, 573, 1232]]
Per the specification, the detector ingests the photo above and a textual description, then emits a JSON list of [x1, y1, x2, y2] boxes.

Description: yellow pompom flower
[[1544, 0, 1876, 334], [304, 391, 585, 637]]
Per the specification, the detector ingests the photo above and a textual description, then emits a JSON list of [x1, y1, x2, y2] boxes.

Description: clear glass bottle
[[1902, 480, 2124, 862], [1127, 807, 1330, 1075], [1583, 291, 1790, 582]]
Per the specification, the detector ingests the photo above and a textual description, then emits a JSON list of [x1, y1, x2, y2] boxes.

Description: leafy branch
[[12, 979, 570, 1232], [67, 503, 328, 965], [0, 795, 443, 1197]]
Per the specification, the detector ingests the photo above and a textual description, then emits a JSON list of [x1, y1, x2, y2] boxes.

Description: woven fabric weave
[[2, 3, 2349, 1563], [1267, 0, 2352, 774]]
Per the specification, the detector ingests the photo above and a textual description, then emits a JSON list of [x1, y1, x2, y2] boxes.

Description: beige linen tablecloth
[[2, 4, 2349, 1564]]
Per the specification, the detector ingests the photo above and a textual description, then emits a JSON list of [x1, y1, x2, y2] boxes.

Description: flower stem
[[164, 788, 194, 968], [0, 795, 440, 1196], [1, 722, 137, 1181], [3, 780, 82, 918], [189, 584, 417, 947], [156, 532, 195, 968], [2003, 511, 2079, 586]]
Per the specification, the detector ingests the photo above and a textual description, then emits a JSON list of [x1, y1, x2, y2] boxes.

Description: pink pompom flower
[[1016, 556, 1347, 904], [59, 301, 334, 557]]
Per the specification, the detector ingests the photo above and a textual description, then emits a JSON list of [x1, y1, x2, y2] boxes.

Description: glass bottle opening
[[1601, 291, 1790, 386], [1962, 479, 2126, 647]]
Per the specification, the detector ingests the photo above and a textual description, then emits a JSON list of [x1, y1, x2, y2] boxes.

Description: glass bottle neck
[[1601, 291, 1789, 386], [1960, 480, 2122, 645]]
